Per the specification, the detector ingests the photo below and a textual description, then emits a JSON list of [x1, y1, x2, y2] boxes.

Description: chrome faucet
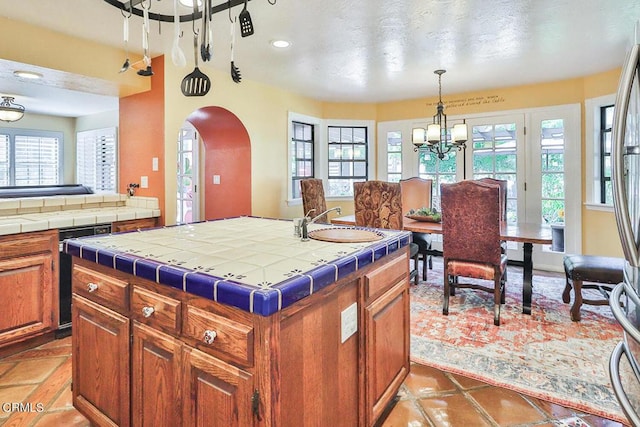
[[309, 207, 342, 224], [300, 207, 342, 242]]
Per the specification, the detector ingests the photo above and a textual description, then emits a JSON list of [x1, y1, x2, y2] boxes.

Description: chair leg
[[443, 265, 450, 316], [500, 268, 507, 304], [422, 253, 428, 282], [562, 277, 572, 304], [570, 279, 583, 322], [413, 253, 419, 286], [450, 276, 457, 296], [494, 272, 501, 326]]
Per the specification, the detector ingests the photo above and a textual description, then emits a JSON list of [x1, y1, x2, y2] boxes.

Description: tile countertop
[[0, 194, 161, 235], [63, 216, 412, 316]]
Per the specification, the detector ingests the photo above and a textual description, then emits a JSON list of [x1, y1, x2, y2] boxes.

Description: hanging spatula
[[181, 33, 211, 96], [239, 0, 254, 37]]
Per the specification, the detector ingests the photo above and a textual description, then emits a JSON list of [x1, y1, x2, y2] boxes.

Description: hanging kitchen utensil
[[200, 0, 212, 61], [137, 1, 154, 76], [181, 33, 211, 96], [230, 18, 241, 83], [119, 7, 132, 73], [171, 0, 187, 67], [239, 0, 254, 37]]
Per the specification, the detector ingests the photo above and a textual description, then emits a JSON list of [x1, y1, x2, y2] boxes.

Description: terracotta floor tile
[[48, 383, 73, 411], [468, 387, 547, 426], [418, 394, 492, 427], [404, 364, 457, 396], [0, 358, 65, 386], [0, 384, 39, 413], [381, 399, 429, 427], [0, 362, 16, 377], [33, 410, 90, 427], [448, 372, 490, 390]]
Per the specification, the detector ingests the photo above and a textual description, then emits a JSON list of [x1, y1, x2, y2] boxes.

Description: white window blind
[[0, 130, 62, 186], [77, 127, 117, 193], [15, 135, 60, 185]]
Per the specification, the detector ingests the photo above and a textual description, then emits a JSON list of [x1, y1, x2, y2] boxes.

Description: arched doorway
[[186, 106, 252, 220]]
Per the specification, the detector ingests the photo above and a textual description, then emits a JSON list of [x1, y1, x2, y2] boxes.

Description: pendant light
[[0, 97, 25, 123]]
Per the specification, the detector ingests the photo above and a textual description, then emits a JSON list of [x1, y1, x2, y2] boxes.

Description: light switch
[[152, 157, 159, 171], [141, 176, 149, 188], [341, 302, 358, 343], [213, 175, 221, 185]]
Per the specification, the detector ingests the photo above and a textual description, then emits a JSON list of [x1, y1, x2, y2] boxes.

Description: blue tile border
[[63, 219, 412, 316]]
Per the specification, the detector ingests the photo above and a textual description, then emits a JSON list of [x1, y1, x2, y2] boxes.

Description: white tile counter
[[0, 194, 161, 235]]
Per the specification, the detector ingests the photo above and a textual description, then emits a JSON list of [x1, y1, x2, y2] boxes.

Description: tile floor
[[0, 336, 627, 427]]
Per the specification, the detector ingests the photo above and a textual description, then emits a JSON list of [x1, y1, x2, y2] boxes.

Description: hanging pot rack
[[102, 0, 257, 23]]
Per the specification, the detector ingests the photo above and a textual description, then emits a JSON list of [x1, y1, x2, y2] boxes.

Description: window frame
[[290, 121, 316, 199], [584, 93, 615, 211], [599, 104, 614, 205], [0, 128, 63, 186], [76, 127, 118, 193], [326, 124, 369, 197]]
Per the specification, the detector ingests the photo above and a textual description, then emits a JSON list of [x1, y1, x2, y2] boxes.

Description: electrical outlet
[[140, 176, 149, 188], [213, 175, 221, 185], [341, 302, 358, 343], [152, 157, 159, 171]]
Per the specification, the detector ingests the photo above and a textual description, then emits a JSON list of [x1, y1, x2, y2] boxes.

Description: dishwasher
[[57, 223, 111, 337]]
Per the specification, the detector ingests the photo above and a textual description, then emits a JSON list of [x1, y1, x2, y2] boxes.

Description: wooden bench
[[562, 255, 624, 321]]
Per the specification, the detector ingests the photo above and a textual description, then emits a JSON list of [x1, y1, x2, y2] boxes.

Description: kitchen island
[[65, 216, 412, 426]]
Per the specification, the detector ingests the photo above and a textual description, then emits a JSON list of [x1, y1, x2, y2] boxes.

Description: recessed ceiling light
[[179, 0, 202, 7], [271, 40, 291, 48], [13, 71, 42, 80]]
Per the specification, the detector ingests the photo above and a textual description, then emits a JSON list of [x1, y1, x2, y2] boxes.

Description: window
[[77, 127, 117, 193], [418, 150, 456, 211], [599, 105, 614, 204], [327, 126, 368, 197], [539, 119, 565, 224], [0, 129, 62, 186], [291, 121, 314, 199], [471, 123, 518, 223], [177, 126, 199, 224], [386, 131, 402, 183]]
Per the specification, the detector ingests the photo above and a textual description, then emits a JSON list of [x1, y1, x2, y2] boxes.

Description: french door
[[176, 123, 200, 224]]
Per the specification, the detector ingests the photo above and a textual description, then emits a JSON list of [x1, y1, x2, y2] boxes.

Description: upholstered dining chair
[[300, 178, 328, 223], [441, 180, 508, 326], [354, 180, 420, 285], [400, 177, 435, 281], [477, 177, 508, 222]]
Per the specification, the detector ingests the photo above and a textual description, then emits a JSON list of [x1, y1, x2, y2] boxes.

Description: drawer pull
[[87, 282, 99, 293], [142, 306, 155, 318], [203, 330, 217, 345]]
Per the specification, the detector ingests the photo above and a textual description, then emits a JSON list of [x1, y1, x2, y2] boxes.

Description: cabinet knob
[[203, 330, 217, 344], [142, 306, 155, 318], [87, 282, 98, 293]]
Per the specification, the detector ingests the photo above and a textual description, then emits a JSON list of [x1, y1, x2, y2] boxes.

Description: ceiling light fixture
[[0, 97, 25, 122], [412, 69, 468, 159], [13, 71, 43, 80], [271, 40, 290, 48]]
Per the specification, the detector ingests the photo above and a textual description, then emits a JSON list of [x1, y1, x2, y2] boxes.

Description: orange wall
[[187, 107, 251, 220], [119, 56, 166, 225]]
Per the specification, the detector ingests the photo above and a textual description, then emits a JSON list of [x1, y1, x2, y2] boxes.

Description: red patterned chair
[[441, 180, 508, 326], [477, 177, 508, 254], [301, 178, 328, 223], [400, 177, 435, 281], [354, 180, 420, 285]]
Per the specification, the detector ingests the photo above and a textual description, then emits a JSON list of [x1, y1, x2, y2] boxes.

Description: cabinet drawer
[[365, 252, 408, 302], [131, 286, 181, 334], [183, 305, 254, 366], [73, 264, 129, 314]]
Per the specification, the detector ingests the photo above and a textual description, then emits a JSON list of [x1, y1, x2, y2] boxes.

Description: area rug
[[409, 258, 628, 424]]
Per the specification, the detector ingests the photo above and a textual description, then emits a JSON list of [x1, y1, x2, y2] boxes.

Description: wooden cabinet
[[72, 246, 410, 426], [0, 230, 57, 349], [112, 218, 157, 233], [72, 295, 130, 427], [363, 253, 410, 425]]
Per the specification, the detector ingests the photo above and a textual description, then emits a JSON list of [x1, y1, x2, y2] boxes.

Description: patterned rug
[[409, 258, 628, 424]]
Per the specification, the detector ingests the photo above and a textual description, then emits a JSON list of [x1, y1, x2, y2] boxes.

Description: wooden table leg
[[522, 242, 533, 315]]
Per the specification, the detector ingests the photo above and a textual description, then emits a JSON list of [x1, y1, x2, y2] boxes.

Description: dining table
[[331, 214, 553, 316]]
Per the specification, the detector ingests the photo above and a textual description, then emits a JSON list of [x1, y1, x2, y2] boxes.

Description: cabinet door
[[182, 346, 254, 427], [364, 279, 410, 425], [0, 253, 54, 346], [72, 295, 130, 427], [132, 322, 182, 427], [112, 218, 157, 233]]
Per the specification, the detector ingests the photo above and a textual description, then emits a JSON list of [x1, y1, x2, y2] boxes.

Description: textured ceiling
[[0, 0, 639, 116]]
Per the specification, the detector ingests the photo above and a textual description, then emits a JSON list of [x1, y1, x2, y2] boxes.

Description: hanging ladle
[[119, 6, 132, 73]]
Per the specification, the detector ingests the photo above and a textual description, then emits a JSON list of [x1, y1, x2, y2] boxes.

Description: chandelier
[[412, 70, 468, 159], [0, 97, 25, 123]]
